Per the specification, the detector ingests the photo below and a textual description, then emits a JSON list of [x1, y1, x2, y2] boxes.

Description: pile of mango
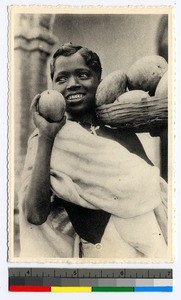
[[96, 55, 168, 107]]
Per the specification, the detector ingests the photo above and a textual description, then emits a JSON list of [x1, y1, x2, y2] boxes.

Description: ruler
[[9, 268, 173, 292]]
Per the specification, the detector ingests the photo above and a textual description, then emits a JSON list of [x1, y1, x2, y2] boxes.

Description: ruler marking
[[8, 268, 173, 292]]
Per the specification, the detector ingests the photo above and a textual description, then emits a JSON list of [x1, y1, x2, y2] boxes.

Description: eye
[[55, 76, 68, 84], [78, 72, 90, 79]]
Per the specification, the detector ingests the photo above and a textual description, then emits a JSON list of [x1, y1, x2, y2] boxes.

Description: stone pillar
[[14, 14, 58, 207], [13, 13, 58, 256]]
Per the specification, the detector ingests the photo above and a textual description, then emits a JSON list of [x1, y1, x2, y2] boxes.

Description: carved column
[[14, 14, 58, 206]]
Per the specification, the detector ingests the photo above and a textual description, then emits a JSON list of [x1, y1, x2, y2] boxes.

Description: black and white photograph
[[9, 6, 173, 262]]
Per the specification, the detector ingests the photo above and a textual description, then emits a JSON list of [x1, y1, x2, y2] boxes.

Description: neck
[[66, 111, 99, 126]]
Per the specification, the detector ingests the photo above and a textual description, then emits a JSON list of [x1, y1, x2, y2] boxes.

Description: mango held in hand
[[116, 90, 150, 104], [96, 70, 127, 106], [127, 55, 168, 96], [38, 90, 66, 122], [155, 71, 168, 98]]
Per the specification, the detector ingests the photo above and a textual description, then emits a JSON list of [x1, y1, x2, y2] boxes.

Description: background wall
[[53, 14, 162, 78]]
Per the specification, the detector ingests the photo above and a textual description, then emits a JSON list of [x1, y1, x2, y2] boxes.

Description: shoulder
[[97, 125, 153, 165], [96, 125, 139, 147]]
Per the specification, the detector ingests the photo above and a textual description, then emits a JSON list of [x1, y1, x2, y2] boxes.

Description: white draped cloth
[[19, 120, 167, 259]]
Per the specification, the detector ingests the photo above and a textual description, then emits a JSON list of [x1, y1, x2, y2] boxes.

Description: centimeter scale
[[9, 268, 173, 292]]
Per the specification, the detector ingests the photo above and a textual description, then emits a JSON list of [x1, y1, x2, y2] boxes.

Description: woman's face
[[52, 52, 100, 117]]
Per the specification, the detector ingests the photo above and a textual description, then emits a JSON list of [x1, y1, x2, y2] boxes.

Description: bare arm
[[22, 94, 66, 225]]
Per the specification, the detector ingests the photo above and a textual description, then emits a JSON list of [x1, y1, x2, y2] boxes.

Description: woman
[[19, 43, 167, 259]]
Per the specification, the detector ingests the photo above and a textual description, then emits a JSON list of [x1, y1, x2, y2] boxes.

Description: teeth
[[68, 94, 84, 100]]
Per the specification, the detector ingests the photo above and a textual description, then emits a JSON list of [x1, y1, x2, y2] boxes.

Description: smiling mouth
[[67, 94, 85, 102]]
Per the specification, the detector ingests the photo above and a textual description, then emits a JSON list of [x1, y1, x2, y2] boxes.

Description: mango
[[155, 71, 168, 98], [116, 90, 150, 104], [38, 90, 66, 122], [96, 70, 127, 106], [127, 55, 168, 96]]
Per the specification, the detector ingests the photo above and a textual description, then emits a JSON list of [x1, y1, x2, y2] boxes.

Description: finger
[[57, 115, 67, 129], [32, 110, 41, 122], [30, 94, 41, 113], [60, 115, 67, 126], [53, 115, 66, 126]]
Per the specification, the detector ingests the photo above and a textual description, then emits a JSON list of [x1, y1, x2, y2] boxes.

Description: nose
[[67, 76, 81, 91]]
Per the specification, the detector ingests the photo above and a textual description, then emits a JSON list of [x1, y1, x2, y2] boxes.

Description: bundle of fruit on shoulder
[[96, 55, 168, 131]]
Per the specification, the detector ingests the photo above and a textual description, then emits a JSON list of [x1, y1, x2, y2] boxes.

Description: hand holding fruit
[[30, 90, 66, 141]]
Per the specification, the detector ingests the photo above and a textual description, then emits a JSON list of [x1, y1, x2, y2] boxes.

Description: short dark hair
[[50, 42, 102, 81]]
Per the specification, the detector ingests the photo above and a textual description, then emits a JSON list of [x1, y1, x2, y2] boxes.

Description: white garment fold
[[19, 120, 168, 258], [50, 120, 162, 218]]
